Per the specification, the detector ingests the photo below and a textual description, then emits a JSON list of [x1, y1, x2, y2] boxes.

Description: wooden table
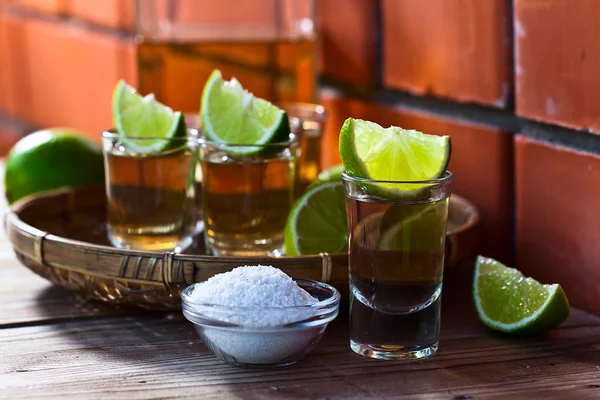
[[2, 202, 600, 398]]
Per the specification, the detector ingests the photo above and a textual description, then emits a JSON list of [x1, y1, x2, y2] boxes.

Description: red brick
[[136, 0, 298, 31], [515, 0, 600, 133], [320, 98, 513, 262], [10, 0, 66, 14], [383, 0, 511, 107], [516, 136, 600, 315], [5, 14, 136, 141], [69, 0, 134, 30], [319, 0, 377, 86]]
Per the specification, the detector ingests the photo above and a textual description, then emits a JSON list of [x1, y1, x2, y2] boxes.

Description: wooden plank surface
[[0, 235, 135, 326], [1, 306, 600, 399]]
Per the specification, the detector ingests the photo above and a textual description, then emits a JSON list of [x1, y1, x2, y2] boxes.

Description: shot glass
[[198, 138, 299, 257], [342, 171, 454, 360], [102, 131, 198, 252], [278, 103, 327, 197]]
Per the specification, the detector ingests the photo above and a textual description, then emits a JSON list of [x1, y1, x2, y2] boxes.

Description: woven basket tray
[[5, 185, 480, 310]]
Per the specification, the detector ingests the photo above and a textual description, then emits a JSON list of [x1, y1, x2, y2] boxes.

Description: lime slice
[[112, 80, 186, 152], [284, 181, 348, 255], [201, 69, 290, 155], [339, 118, 450, 193], [311, 164, 344, 187], [473, 256, 570, 336]]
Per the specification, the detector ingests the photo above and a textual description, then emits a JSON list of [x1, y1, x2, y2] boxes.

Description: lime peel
[[112, 80, 186, 153], [4, 129, 105, 204], [473, 256, 570, 336]]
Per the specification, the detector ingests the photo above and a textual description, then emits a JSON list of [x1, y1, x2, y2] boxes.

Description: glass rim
[[276, 102, 328, 122], [197, 136, 299, 148], [101, 129, 198, 142], [341, 170, 454, 185]]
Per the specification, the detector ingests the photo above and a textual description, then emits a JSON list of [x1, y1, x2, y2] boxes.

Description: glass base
[[108, 232, 193, 253], [350, 340, 438, 360], [206, 236, 284, 257], [208, 246, 284, 257]]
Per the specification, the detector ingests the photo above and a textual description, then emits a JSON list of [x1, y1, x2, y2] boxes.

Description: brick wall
[[1, 1, 600, 314]]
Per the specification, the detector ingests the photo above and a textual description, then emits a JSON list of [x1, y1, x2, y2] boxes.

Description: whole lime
[[4, 129, 105, 204]]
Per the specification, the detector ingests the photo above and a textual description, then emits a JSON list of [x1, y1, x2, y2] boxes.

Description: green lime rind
[[473, 256, 570, 336], [200, 69, 290, 156], [339, 118, 451, 196], [284, 181, 348, 256], [112, 80, 186, 153], [5, 129, 105, 204]]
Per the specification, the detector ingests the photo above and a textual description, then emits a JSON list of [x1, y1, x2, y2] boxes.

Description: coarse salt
[[190, 265, 317, 308]]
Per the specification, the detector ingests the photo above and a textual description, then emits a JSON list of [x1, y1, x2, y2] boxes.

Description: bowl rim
[[181, 278, 341, 312]]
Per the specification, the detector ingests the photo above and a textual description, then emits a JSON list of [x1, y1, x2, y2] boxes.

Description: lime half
[[473, 256, 570, 336], [339, 118, 450, 193], [112, 80, 186, 152], [201, 70, 290, 155], [284, 181, 348, 256]]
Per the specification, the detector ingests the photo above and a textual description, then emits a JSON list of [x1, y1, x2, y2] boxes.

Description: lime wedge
[[339, 118, 450, 193], [284, 181, 348, 256], [112, 80, 186, 152], [473, 256, 570, 336], [201, 69, 290, 155], [311, 164, 344, 187]]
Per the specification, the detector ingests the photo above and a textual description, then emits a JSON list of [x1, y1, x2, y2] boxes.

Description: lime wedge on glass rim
[[284, 181, 348, 256], [112, 80, 186, 152], [200, 69, 290, 155], [339, 118, 451, 193], [473, 256, 570, 336]]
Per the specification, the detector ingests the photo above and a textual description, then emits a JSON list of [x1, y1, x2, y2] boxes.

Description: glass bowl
[[181, 279, 341, 367]]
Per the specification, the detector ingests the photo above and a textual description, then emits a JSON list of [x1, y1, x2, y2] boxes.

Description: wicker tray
[[5, 185, 480, 310]]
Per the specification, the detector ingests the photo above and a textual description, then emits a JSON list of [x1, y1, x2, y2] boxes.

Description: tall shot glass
[[343, 171, 454, 360], [102, 131, 198, 252]]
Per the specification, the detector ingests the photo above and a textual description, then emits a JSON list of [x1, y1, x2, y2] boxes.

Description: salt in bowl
[[181, 279, 340, 367]]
